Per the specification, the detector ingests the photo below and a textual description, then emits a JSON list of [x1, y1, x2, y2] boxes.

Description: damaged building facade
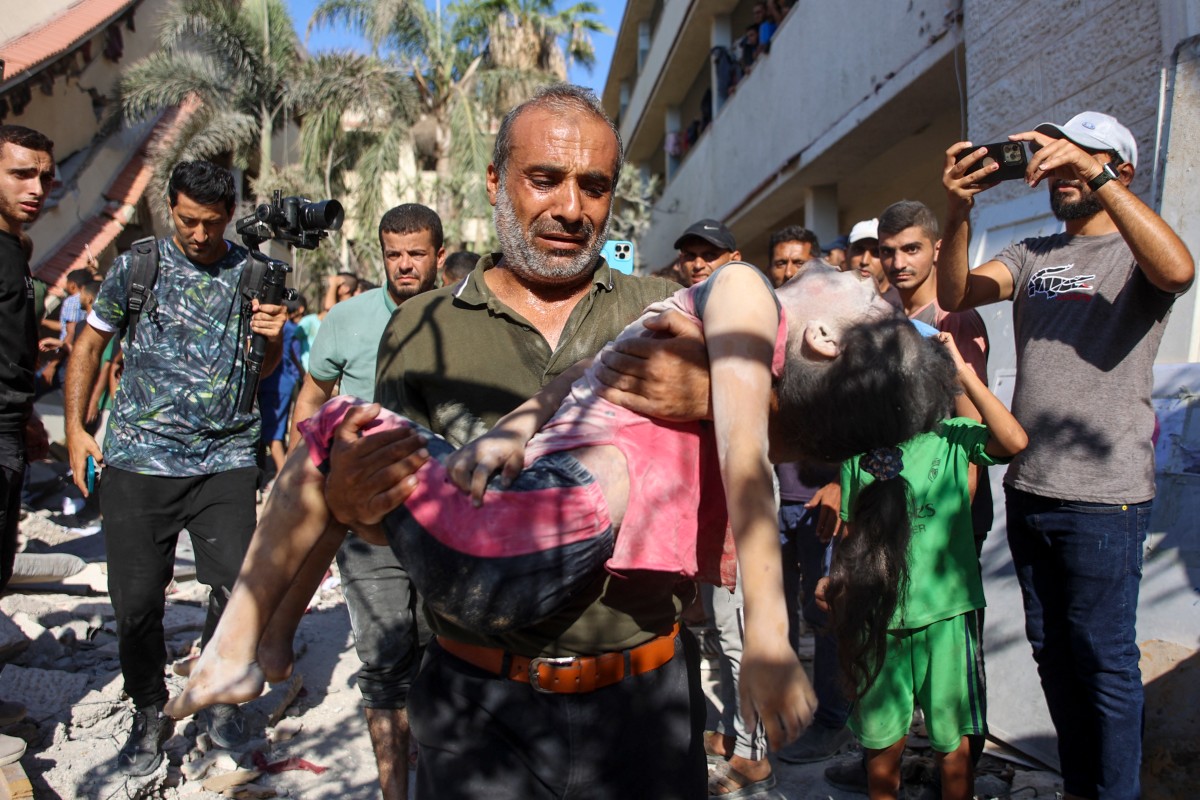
[[602, 0, 1200, 791]]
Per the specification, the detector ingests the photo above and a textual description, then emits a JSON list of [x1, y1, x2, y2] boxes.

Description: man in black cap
[[674, 218, 741, 287]]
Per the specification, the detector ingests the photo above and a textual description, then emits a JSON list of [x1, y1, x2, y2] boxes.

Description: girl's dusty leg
[[166, 441, 336, 719], [864, 739, 906, 800], [568, 445, 629, 528], [257, 526, 349, 682], [935, 736, 973, 800]]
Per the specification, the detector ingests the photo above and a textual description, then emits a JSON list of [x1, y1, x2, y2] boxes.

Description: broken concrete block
[[0, 614, 29, 660], [182, 750, 224, 781], [264, 674, 304, 727], [69, 690, 118, 730], [267, 718, 302, 744], [7, 613, 44, 641], [0, 665, 88, 722], [201, 768, 262, 793]]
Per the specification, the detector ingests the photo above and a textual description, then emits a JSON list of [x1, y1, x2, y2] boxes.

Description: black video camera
[[234, 190, 343, 413], [235, 190, 344, 250]]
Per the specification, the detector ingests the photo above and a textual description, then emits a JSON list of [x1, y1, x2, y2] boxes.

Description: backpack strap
[[121, 236, 159, 344]]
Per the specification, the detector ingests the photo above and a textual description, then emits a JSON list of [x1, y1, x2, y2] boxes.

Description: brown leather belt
[[436, 624, 680, 694]]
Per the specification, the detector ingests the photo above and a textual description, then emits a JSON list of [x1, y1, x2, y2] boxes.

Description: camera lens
[[299, 200, 344, 232]]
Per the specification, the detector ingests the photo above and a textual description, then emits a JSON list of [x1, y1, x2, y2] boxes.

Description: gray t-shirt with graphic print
[[995, 231, 1176, 504], [91, 238, 259, 477]]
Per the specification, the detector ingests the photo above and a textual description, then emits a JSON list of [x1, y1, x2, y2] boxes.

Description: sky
[[283, 0, 627, 96]]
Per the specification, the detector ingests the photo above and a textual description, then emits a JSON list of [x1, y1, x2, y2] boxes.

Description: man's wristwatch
[[1087, 163, 1119, 192]]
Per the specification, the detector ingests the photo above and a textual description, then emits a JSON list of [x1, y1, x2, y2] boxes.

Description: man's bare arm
[[938, 141, 1017, 311], [289, 374, 338, 445], [64, 324, 114, 495]]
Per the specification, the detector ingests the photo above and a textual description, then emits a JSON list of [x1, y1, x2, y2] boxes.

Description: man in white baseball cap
[[844, 218, 901, 309], [938, 114, 1193, 800], [1034, 111, 1137, 169]]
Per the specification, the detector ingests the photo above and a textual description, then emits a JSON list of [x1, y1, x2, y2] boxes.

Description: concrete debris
[[200, 768, 262, 793], [266, 718, 302, 744], [0, 664, 88, 722], [182, 750, 240, 781], [0, 612, 30, 660], [264, 675, 304, 728]]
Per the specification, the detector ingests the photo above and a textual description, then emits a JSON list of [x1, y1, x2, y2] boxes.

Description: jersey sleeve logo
[[1027, 264, 1096, 300]]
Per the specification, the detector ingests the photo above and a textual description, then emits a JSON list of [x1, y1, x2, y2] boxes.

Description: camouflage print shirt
[[91, 238, 260, 477]]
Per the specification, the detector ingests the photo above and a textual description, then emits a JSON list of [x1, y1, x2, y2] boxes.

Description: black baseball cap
[[674, 218, 737, 251]]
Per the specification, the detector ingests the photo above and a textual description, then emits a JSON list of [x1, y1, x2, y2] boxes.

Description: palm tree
[[310, 0, 496, 237], [115, 0, 304, 213], [309, 0, 606, 247]]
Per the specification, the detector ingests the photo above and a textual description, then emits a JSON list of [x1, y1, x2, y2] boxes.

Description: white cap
[[848, 218, 878, 245], [1034, 111, 1137, 168]]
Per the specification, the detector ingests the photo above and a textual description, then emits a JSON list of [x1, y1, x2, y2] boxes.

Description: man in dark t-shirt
[[0, 125, 54, 590], [0, 123, 55, 769]]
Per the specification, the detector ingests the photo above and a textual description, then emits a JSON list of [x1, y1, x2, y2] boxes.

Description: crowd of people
[[0, 80, 1192, 800]]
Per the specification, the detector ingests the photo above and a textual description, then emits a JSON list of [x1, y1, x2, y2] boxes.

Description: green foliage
[[610, 170, 662, 271], [115, 0, 302, 217]]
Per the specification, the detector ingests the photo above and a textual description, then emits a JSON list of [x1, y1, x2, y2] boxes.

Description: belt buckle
[[528, 656, 579, 693]]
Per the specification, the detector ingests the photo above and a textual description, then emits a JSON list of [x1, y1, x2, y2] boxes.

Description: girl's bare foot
[[165, 650, 266, 719]]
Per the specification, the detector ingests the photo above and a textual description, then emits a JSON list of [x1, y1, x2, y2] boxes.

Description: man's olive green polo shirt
[[375, 254, 690, 656]]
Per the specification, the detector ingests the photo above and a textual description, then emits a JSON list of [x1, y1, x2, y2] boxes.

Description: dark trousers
[[101, 466, 258, 708], [410, 628, 708, 799], [336, 535, 428, 709], [1005, 487, 1149, 800], [0, 431, 25, 592]]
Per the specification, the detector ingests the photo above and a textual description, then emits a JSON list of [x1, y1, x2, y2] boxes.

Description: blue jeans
[[1004, 487, 1149, 800], [781, 502, 850, 730]]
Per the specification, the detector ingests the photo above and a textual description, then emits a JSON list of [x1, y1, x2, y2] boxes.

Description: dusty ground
[[1, 509, 1064, 799]]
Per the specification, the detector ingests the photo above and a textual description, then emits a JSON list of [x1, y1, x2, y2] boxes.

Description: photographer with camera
[[64, 161, 288, 776], [939, 112, 1193, 800]]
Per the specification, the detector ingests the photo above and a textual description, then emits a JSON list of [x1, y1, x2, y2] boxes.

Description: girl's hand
[[814, 576, 831, 613], [739, 636, 818, 751], [935, 331, 970, 375], [445, 426, 528, 506]]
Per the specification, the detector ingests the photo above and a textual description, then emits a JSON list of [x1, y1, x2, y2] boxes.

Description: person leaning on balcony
[[939, 111, 1194, 800]]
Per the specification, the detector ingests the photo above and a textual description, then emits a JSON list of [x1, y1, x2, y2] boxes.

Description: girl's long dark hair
[[826, 471, 914, 700], [778, 317, 958, 700]]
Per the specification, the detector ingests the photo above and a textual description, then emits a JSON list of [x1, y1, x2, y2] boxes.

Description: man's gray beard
[[493, 182, 609, 281], [1051, 189, 1104, 221]]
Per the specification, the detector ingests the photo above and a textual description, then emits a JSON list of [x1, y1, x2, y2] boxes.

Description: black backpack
[[118, 237, 269, 344], [119, 236, 159, 345]]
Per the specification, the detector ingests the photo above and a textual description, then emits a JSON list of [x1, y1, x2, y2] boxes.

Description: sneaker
[[823, 755, 868, 795], [117, 705, 174, 776], [778, 723, 854, 764], [0, 734, 25, 766], [204, 703, 249, 749]]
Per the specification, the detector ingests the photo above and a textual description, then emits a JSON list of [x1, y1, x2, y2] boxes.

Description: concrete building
[[604, 0, 1200, 786], [0, 0, 191, 288]]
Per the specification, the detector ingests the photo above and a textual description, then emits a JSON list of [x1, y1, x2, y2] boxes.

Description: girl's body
[[828, 333, 1027, 800], [167, 261, 935, 755]]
